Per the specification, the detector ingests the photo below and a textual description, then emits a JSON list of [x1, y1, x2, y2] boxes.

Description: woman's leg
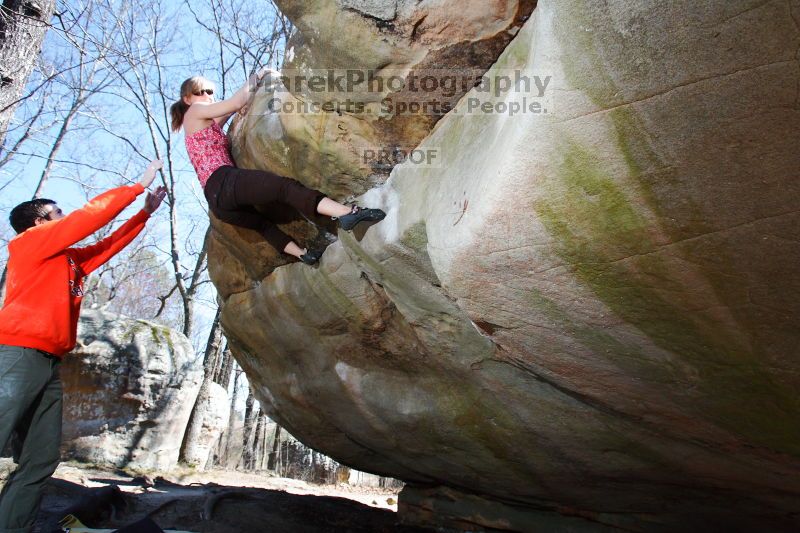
[[316, 197, 352, 217], [224, 167, 379, 220], [212, 166, 384, 260], [211, 167, 305, 255], [227, 167, 326, 218], [283, 241, 306, 257], [221, 166, 385, 227], [208, 169, 318, 261], [212, 204, 296, 255]]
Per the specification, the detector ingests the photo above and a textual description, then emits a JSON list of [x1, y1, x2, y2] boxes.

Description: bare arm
[[214, 111, 236, 127], [185, 96, 245, 122], [186, 68, 271, 122]]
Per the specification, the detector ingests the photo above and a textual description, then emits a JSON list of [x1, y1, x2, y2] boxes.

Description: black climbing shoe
[[334, 205, 386, 231], [299, 248, 324, 265]]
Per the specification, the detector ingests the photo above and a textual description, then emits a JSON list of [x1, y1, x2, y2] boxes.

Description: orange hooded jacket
[[0, 184, 149, 356]]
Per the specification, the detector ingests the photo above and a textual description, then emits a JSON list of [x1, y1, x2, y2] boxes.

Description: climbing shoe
[[334, 205, 386, 231], [299, 248, 324, 265]]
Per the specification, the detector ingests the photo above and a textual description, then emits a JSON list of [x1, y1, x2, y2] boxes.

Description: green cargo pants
[[0, 345, 63, 533]]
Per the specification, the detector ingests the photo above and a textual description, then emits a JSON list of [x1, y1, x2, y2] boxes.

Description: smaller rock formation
[[61, 310, 203, 471]]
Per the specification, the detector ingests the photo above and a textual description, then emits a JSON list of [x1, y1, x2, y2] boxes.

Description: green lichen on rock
[[555, 1, 624, 109], [400, 221, 428, 252], [534, 138, 800, 455], [148, 324, 163, 347]]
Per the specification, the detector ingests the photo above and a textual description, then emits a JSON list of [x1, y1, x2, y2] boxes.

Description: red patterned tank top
[[185, 121, 235, 187]]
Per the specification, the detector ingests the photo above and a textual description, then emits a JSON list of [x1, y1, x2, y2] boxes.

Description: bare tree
[[30, 2, 124, 198], [239, 387, 256, 469], [0, 0, 152, 300], [250, 409, 264, 470], [176, 0, 291, 471], [179, 306, 223, 465], [82, 243, 183, 328], [214, 344, 232, 385], [0, 89, 55, 173], [147, 0, 290, 337], [91, 1, 198, 338], [267, 424, 281, 471], [0, 2, 57, 301], [184, 0, 291, 79], [213, 364, 241, 468], [0, 0, 57, 146]]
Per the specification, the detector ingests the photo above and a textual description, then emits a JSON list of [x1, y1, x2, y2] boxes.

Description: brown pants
[[204, 165, 325, 252]]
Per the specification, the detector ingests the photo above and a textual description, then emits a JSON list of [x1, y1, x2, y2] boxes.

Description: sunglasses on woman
[[193, 88, 214, 96]]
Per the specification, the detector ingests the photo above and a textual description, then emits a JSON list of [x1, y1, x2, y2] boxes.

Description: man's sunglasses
[[42, 207, 63, 221], [193, 88, 214, 96]]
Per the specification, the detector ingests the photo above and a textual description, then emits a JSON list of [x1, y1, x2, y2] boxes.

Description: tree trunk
[[267, 425, 282, 471], [211, 340, 227, 383], [179, 307, 222, 465], [217, 348, 233, 387], [250, 409, 264, 470], [238, 388, 255, 469], [260, 414, 269, 470], [0, 0, 56, 147], [222, 367, 240, 467]]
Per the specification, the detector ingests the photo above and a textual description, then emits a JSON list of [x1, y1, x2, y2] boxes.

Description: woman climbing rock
[[170, 69, 385, 265]]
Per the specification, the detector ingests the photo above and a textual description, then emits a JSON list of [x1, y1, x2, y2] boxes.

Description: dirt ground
[[0, 460, 429, 532]]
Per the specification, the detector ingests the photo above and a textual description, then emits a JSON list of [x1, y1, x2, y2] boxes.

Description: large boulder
[[210, 0, 800, 530], [61, 310, 203, 471]]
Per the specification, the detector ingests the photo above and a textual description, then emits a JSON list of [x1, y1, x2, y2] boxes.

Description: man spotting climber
[[0, 159, 167, 533]]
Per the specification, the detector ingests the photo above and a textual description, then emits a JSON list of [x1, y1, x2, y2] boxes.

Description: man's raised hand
[[139, 158, 163, 189], [144, 185, 167, 214]]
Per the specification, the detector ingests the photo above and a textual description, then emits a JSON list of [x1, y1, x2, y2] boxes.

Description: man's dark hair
[[9, 198, 57, 234]]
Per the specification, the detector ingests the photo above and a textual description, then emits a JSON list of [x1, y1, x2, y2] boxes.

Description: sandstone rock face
[[210, 0, 800, 530], [61, 311, 203, 471], [213, 0, 535, 278], [236, 0, 534, 195]]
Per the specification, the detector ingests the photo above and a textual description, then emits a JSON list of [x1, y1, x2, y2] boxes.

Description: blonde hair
[[170, 76, 213, 132]]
